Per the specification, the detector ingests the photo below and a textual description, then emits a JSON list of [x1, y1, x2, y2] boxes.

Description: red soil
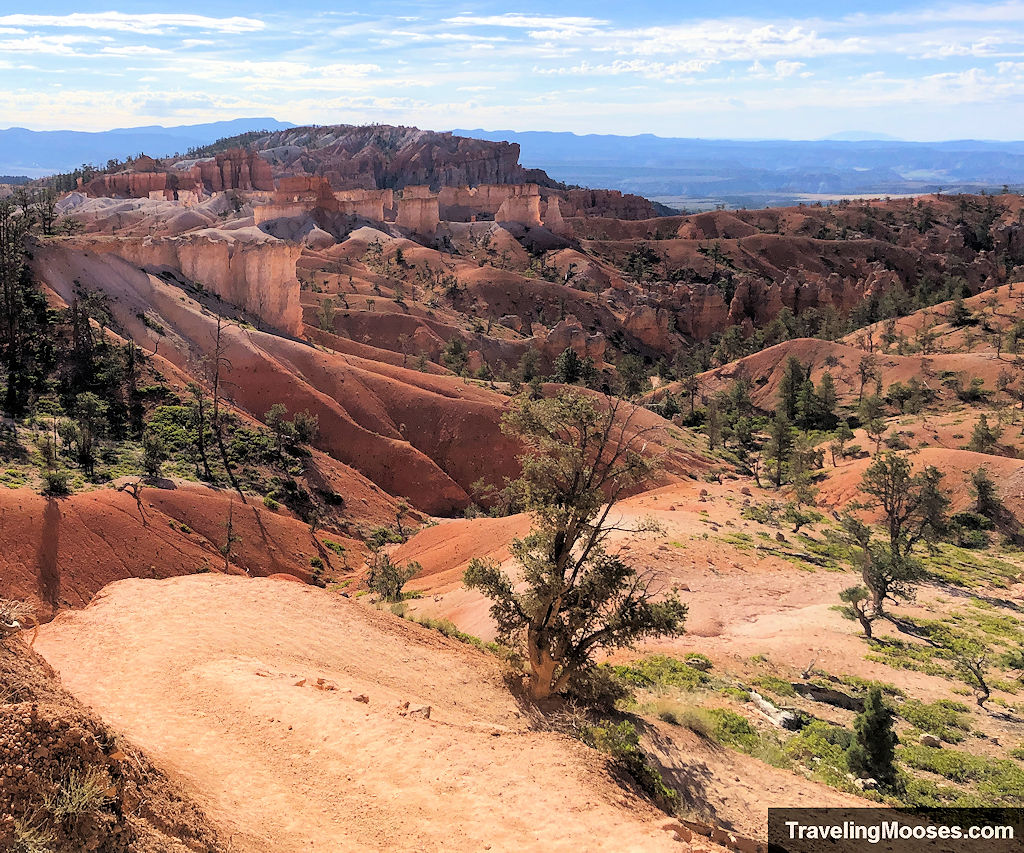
[[0, 481, 362, 619]]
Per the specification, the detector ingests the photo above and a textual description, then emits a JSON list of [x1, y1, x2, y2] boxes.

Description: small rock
[[918, 733, 942, 748], [407, 704, 431, 719], [353, 694, 369, 704], [855, 777, 879, 791], [775, 532, 787, 542], [293, 679, 306, 688], [740, 486, 752, 496]]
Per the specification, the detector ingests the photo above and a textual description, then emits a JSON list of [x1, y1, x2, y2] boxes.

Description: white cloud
[[0, 13, 264, 35], [443, 14, 607, 30], [537, 59, 717, 80]]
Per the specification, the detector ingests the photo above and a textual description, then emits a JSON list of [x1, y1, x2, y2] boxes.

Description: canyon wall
[[247, 125, 531, 190], [81, 149, 274, 199], [253, 178, 395, 224], [54, 232, 303, 335], [397, 189, 440, 235], [562, 189, 660, 221]]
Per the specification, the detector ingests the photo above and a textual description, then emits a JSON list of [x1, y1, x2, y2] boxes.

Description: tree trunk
[[526, 630, 560, 701]]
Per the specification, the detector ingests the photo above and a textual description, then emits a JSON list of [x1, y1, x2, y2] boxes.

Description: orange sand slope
[[0, 483, 361, 617], [35, 575, 697, 853]]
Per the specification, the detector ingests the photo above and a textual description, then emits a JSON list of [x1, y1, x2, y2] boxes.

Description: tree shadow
[[634, 717, 731, 830]]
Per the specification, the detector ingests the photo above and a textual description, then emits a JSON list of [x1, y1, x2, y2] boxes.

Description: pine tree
[[777, 356, 806, 421], [705, 399, 723, 450], [766, 409, 794, 488], [967, 414, 1001, 454], [971, 466, 1001, 519], [554, 347, 584, 384], [846, 687, 898, 788], [795, 377, 818, 430], [816, 372, 838, 429], [464, 391, 686, 701]]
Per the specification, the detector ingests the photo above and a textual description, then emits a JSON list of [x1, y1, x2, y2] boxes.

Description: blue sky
[[2, 1, 1023, 139]]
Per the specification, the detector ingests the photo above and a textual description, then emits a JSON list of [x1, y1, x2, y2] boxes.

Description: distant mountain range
[[0, 118, 295, 177], [3, 117, 1023, 210], [454, 129, 1024, 209]]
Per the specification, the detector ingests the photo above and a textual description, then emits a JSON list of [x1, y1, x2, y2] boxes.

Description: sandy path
[[36, 575, 692, 853]]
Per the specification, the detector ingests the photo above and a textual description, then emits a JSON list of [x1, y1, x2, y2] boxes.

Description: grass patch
[[706, 708, 791, 768], [865, 637, 948, 677], [899, 699, 972, 743], [899, 744, 1024, 803], [921, 542, 1023, 589], [785, 720, 854, 788], [751, 675, 797, 698], [43, 765, 111, 820], [611, 655, 709, 691]]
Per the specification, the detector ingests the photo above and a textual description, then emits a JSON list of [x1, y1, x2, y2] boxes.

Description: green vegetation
[[581, 719, 680, 813], [751, 674, 797, 697], [465, 390, 686, 701], [838, 452, 949, 635], [900, 745, 1024, 804], [611, 654, 709, 691], [785, 720, 854, 788], [899, 699, 972, 743], [366, 551, 421, 602], [847, 687, 899, 789]]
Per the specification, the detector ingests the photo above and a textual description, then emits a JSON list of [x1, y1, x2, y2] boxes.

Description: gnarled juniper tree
[[464, 390, 686, 702]]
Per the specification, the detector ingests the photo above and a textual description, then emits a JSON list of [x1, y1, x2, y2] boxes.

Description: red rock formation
[[254, 179, 394, 225], [242, 125, 532, 190], [562, 189, 659, 221], [533, 315, 606, 365], [80, 149, 273, 199], [197, 148, 274, 193]]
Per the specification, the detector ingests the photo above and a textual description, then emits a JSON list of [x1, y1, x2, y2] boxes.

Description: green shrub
[[366, 552, 420, 602], [566, 665, 633, 711], [900, 699, 971, 743], [786, 721, 852, 786], [612, 655, 708, 691], [263, 495, 279, 510], [899, 745, 1024, 802], [323, 538, 346, 555], [41, 469, 70, 496], [706, 708, 760, 751], [751, 675, 797, 697]]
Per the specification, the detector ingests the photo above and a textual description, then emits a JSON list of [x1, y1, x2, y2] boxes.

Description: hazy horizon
[[2, 2, 1023, 140], [1, 118, 1023, 146]]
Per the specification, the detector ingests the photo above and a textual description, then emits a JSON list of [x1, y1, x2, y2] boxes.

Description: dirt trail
[[35, 575, 695, 853]]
